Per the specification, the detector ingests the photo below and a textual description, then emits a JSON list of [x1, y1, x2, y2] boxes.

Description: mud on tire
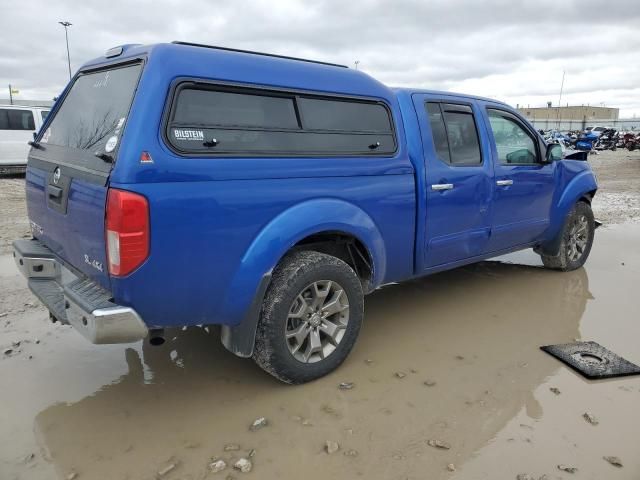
[[252, 250, 364, 384], [540, 201, 595, 272]]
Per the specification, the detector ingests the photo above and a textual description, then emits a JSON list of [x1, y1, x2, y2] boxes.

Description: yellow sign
[[10, 88, 19, 94]]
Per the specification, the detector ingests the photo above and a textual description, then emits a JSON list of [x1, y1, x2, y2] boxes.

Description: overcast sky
[[2, 0, 639, 117]]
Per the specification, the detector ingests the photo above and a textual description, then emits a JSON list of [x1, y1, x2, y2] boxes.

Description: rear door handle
[[431, 183, 454, 191], [48, 185, 63, 199], [496, 179, 513, 186]]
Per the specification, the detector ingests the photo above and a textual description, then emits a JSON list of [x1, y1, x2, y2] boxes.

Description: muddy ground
[[1, 149, 639, 480]]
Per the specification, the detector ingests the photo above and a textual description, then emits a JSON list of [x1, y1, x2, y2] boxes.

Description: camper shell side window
[[165, 82, 397, 157]]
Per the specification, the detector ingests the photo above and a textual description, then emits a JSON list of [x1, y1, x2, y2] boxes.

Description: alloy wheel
[[567, 214, 589, 262], [285, 280, 350, 363]]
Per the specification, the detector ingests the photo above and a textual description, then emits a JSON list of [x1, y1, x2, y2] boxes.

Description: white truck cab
[[0, 104, 50, 173]]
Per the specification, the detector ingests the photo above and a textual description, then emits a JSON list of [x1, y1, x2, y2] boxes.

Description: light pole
[[58, 21, 72, 80], [354, 60, 360, 70], [556, 70, 565, 130]]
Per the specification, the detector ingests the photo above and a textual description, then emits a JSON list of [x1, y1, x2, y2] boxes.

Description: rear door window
[[425, 102, 482, 165], [443, 110, 481, 165], [167, 85, 396, 156], [0, 109, 35, 130], [425, 102, 451, 163], [40, 62, 142, 172]]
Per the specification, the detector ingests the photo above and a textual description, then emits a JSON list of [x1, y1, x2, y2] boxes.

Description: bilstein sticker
[[174, 129, 204, 141], [105, 135, 118, 153]]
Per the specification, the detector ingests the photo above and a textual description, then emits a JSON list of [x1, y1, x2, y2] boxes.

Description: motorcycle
[[544, 130, 573, 148], [594, 129, 618, 151], [624, 133, 640, 151], [575, 131, 599, 151]]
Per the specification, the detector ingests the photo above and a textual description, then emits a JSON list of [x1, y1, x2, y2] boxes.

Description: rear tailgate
[[26, 62, 143, 289]]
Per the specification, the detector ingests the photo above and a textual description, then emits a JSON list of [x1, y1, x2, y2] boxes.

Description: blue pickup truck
[[14, 42, 597, 383]]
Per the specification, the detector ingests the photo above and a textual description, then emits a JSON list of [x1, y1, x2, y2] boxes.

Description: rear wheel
[[540, 201, 595, 271], [253, 250, 364, 384]]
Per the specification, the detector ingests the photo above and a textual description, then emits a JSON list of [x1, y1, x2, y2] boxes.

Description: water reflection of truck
[[33, 262, 591, 480]]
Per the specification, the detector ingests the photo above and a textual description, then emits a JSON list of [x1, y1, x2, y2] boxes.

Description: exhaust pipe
[[148, 328, 165, 346]]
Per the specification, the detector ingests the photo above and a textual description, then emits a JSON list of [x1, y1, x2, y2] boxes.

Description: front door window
[[487, 111, 538, 165]]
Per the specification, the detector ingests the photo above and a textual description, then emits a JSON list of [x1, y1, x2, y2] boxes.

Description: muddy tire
[[540, 201, 595, 271], [253, 250, 364, 384]]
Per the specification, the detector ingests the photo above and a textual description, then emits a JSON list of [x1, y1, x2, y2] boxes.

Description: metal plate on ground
[[541, 341, 640, 379]]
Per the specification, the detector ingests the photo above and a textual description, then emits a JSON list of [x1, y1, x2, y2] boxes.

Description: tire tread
[[253, 250, 363, 384], [541, 201, 595, 271]]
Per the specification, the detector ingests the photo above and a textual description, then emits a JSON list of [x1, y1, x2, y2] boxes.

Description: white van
[[0, 105, 50, 173]]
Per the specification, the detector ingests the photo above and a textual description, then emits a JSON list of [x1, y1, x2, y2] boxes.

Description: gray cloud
[[1, 0, 639, 116]]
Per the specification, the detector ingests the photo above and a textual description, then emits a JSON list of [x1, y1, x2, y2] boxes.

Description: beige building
[[518, 105, 619, 122]]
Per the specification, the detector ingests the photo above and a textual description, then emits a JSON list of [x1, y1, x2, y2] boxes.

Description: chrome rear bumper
[[13, 239, 148, 344]]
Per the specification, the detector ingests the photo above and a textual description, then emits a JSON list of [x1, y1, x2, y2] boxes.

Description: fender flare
[[220, 198, 386, 357], [540, 170, 597, 255]]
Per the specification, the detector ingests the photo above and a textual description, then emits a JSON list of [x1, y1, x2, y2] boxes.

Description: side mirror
[[546, 143, 563, 162], [33, 132, 37, 141]]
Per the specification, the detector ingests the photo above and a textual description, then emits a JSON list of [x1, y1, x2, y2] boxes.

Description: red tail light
[[106, 188, 149, 276]]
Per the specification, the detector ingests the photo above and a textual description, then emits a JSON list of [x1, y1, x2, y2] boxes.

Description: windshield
[[41, 63, 141, 155]]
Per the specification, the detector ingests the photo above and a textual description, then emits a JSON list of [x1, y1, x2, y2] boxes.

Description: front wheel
[[253, 250, 364, 384], [540, 201, 595, 271]]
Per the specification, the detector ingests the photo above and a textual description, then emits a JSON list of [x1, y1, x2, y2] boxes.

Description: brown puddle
[[1, 224, 639, 479]]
